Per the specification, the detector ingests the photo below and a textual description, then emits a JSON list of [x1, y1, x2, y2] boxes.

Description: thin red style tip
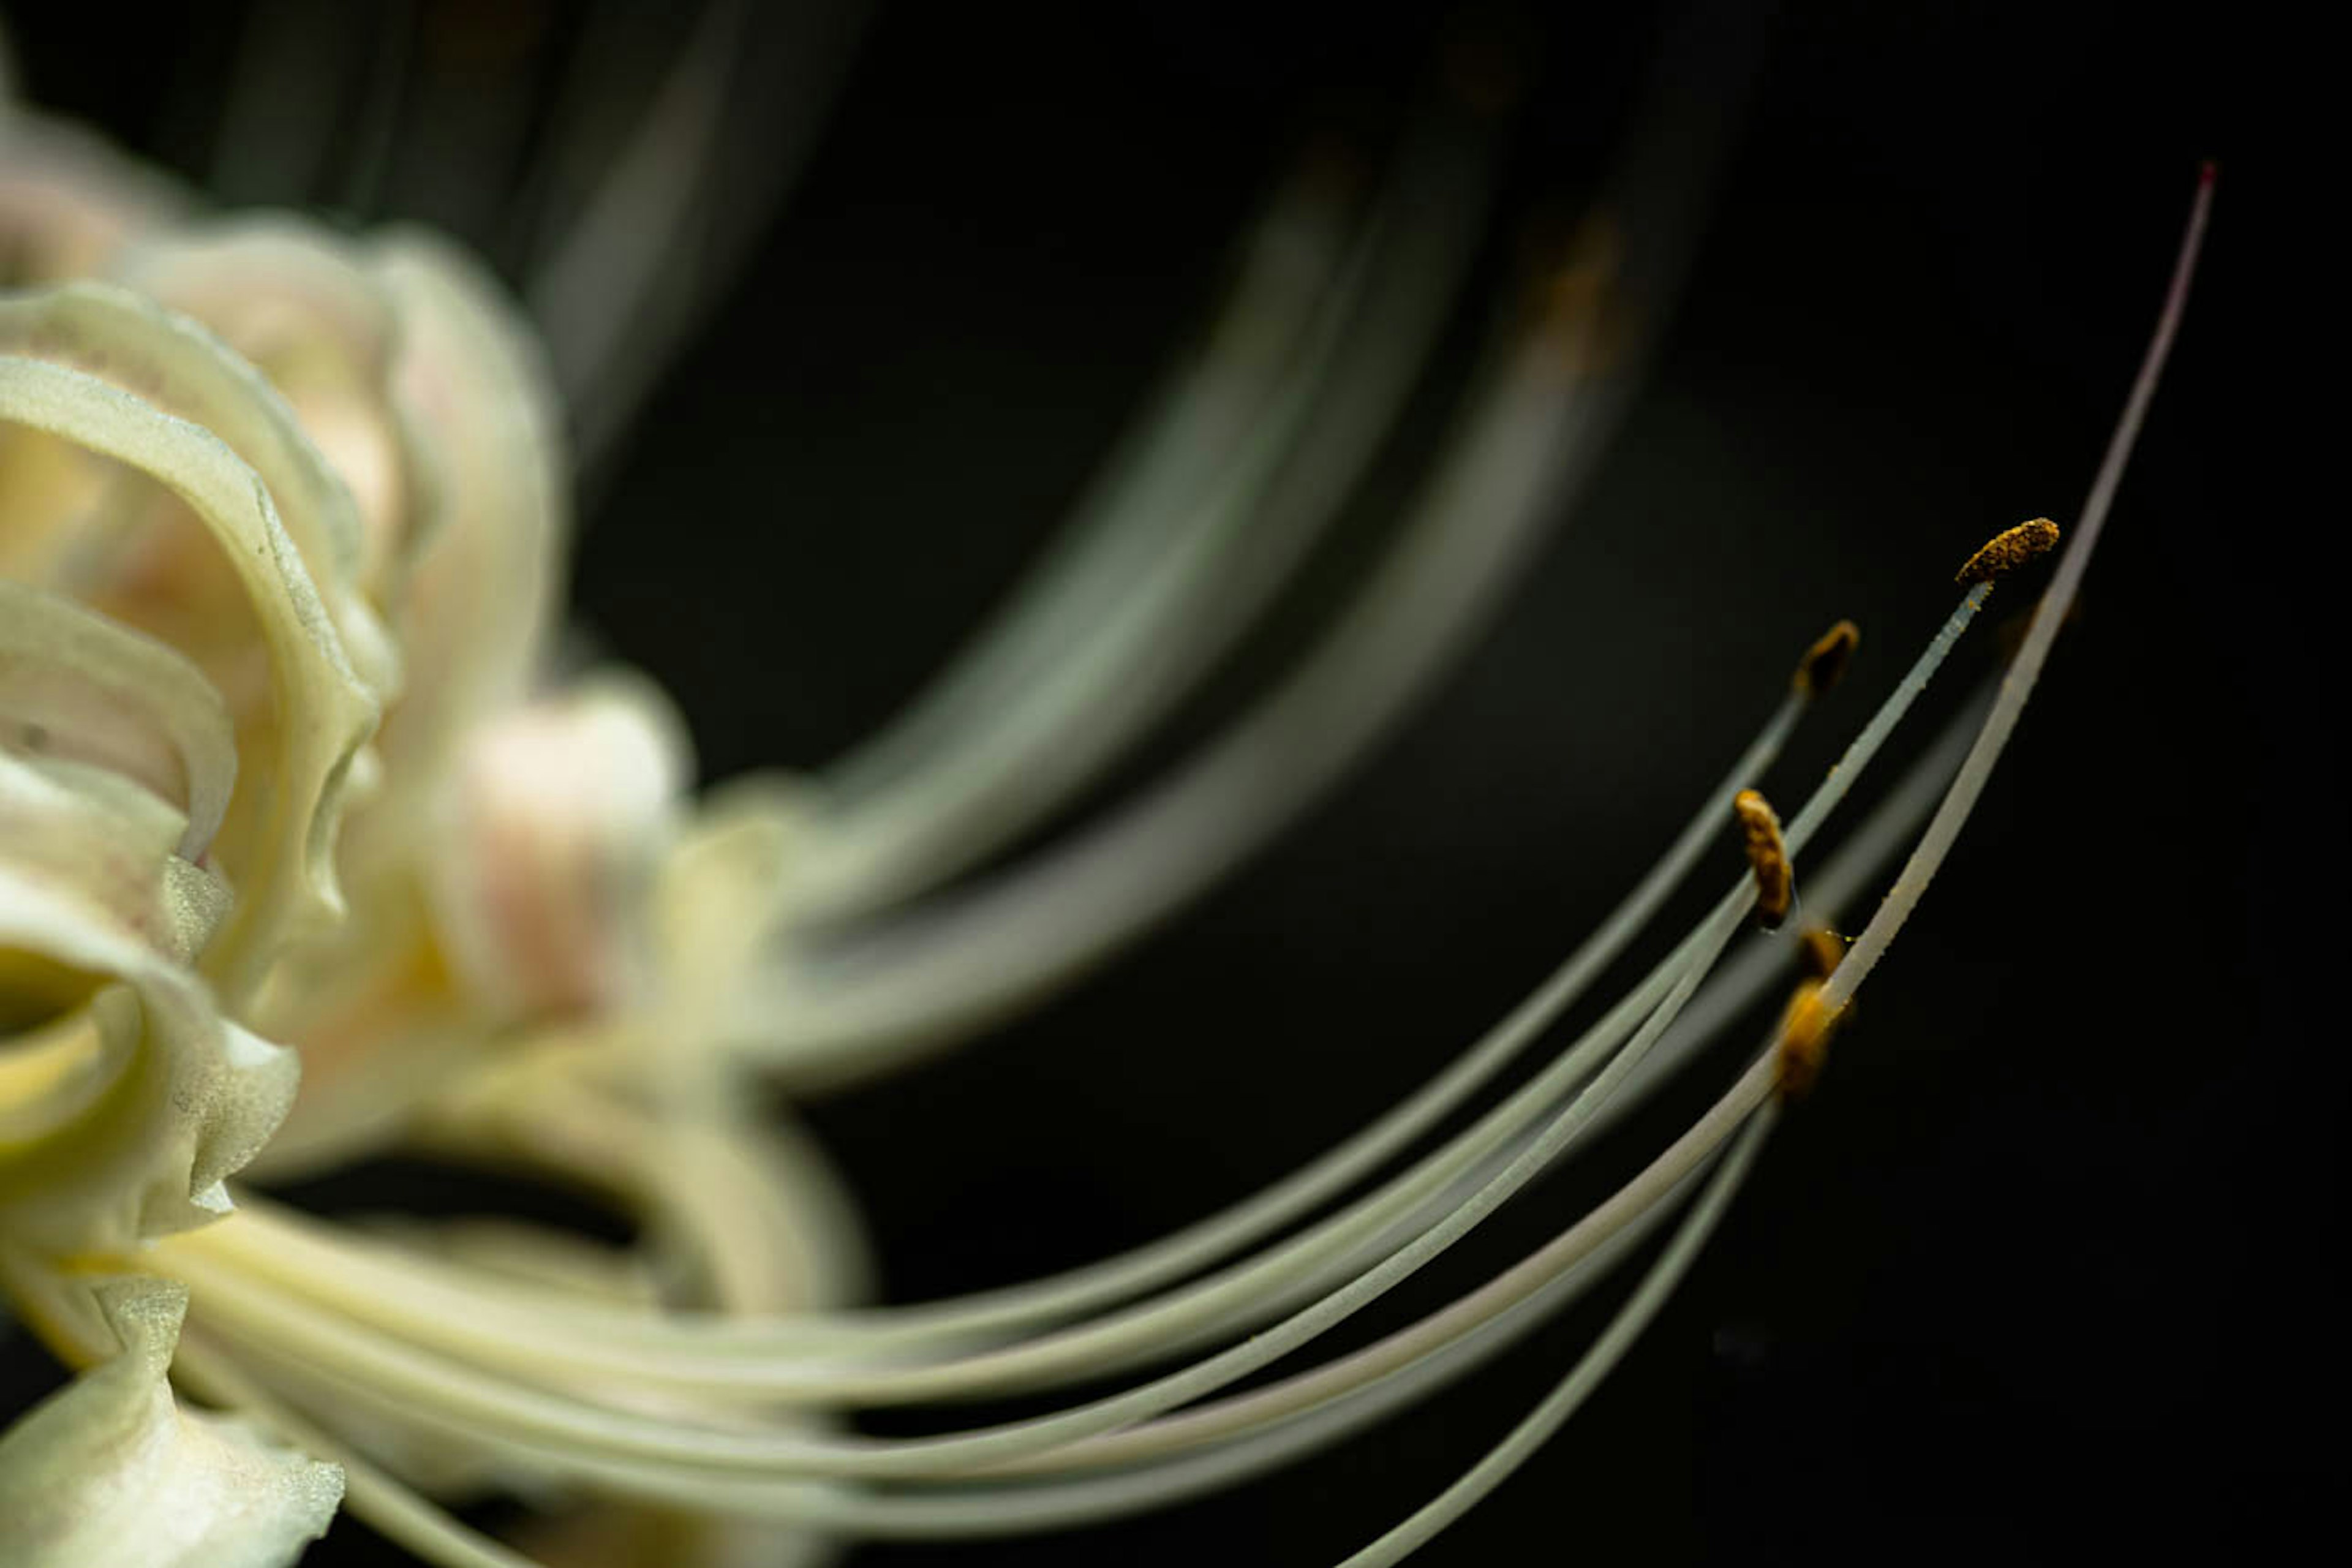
[[2199, 159, 2218, 187]]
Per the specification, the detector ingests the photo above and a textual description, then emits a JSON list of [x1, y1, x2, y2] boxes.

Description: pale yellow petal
[[355, 232, 566, 875], [0, 808, 297, 1257], [0, 1278, 341, 1568], [0, 579, 238, 861], [0, 313, 380, 1000], [117, 219, 418, 601]]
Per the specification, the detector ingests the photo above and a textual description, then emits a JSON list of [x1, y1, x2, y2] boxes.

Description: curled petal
[[0, 830, 299, 1256], [355, 232, 566, 873], [647, 773, 821, 1052], [0, 282, 398, 708], [0, 750, 228, 972], [0, 1278, 342, 1568], [116, 221, 420, 602], [252, 676, 687, 1170], [431, 674, 690, 1022], [0, 580, 238, 861], [0, 304, 382, 1000]]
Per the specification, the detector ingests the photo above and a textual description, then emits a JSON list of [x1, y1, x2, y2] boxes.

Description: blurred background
[[3, 1, 2311, 1562]]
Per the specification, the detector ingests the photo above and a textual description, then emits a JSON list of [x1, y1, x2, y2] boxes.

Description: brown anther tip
[[1774, 982, 1841, 1102], [1956, 518, 2062, 586], [1526, 214, 1626, 379], [1733, 788, 1792, 930], [1793, 619, 1860, 696], [1797, 927, 1847, 982]]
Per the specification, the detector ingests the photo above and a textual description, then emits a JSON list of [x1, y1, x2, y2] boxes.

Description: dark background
[[4, 1, 2316, 1563]]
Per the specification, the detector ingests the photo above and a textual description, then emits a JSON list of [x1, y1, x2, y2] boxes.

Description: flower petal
[[116, 221, 418, 604], [0, 297, 383, 1001], [0, 579, 238, 862], [431, 674, 688, 1022], [356, 232, 566, 870], [0, 282, 397, 707], [0, 1278, 342, 1568], [0, 110, 188, 285], [0, 809, 296, 1257]]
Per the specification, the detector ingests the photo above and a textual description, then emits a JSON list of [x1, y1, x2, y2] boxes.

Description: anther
[[1793, 619, 1860, 696], [1797, 927, 1846, 981], [1774, 981, 1842, 1101], [1955, 518, 2062, 586], [1733, 788, 1792, 930]]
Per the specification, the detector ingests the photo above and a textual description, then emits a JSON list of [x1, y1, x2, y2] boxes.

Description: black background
[[3, 1, 2318, 1564]]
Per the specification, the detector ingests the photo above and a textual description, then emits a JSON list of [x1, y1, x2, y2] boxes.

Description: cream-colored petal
[[0, 283, 396, 709], [0, 1278, 341, 1568], [116, 220, 418, 603], [353, 232, 566, 877], [651, 774, 823, 1031], [0, 750, 228, 973], [0, 824, 297, 1257], [0, 579, 238, 860], [0, 320, 380, 1001], [431, 673, 689, 1022]]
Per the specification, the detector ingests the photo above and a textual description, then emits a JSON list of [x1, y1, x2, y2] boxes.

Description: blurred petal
[[650, 775, 819, 1036], [361, 231, 567, 865], [0, 111, 188, 285], [432, 674, 688, 1023]]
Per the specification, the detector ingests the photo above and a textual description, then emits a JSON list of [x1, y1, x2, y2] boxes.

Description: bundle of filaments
[[0, 9, 2210, 1566]]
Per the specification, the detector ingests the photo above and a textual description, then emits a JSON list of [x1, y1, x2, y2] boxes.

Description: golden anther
[[1793, 619, 1860, 696], [1529, 214, 1626, 380], [1774, 980, 1844, 1101], [1732, 788, 1792, 929], [1797, 926, 1847, 981], [1955, 518, 2062, 586]]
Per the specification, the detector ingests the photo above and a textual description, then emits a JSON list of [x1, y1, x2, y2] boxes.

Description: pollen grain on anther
[[1793, 619, 1860, 696], [1956, 518, 2062, 586], [1774, 981, 1842, 1101], [1732, 788, 1792, 930]]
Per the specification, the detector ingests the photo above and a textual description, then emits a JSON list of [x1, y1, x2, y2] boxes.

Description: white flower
[[0, 25, 2214, 1568]]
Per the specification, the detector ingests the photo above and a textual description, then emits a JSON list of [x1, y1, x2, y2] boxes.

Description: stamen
[[794, 126, 1494, 928], [1955, 517, 2061, 585], [741, 58, 1740, 1088], [1732, 788, 1792, 929], [178, 568, 1994, 1405], [1819, 164, 2211, 1024], [1793, 618, 1860, 696], [1332, 1109, 1776, 1568], [1994, 596, 2083, 660], [1772, 982, 1841, 1101], [1797, 926, 1846, 981]]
